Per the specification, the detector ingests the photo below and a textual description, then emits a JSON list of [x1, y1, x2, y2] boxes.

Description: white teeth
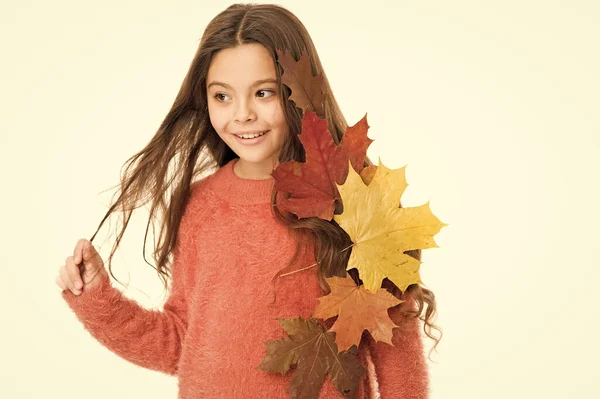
[[238, 131, 266, 139]]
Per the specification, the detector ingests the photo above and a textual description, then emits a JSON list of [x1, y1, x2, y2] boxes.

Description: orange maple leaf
[[313, 275, 403, 352]]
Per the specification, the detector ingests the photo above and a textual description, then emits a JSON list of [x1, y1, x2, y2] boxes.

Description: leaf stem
[[279, 262, 318, 278], [277, 242, 356, 278], [341, 243, 356, 253]]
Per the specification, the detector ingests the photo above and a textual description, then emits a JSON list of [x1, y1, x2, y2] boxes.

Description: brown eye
[[214, 93, 228, 101], [257, 89, 275, 98]]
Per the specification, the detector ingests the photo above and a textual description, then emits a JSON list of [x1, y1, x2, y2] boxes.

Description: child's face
[[206, 43, 289, 175]]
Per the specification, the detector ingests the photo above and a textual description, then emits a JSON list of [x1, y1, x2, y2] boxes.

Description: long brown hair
[[89, 3, 442, 357]]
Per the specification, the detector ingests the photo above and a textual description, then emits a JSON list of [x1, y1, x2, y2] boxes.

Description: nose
[[234, 99, 256, 123]]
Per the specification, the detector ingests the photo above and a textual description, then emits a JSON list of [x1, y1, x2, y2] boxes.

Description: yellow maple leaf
[[333, 158, 447, 293]]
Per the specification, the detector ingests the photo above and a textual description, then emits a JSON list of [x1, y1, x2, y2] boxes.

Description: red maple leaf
[[272, 110, 373, 220]]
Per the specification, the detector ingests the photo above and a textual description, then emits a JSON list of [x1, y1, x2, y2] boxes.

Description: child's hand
[[56, 239, 107, 295]]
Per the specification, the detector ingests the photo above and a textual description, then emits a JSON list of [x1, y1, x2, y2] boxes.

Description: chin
[[219, 130, 284, 167], [235, 154, 277, 165]]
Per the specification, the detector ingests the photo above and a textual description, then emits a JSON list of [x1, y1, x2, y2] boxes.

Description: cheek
[[275, 110, 290, 139], [265, 102, 287, 131], [208, 107, 228, 131]]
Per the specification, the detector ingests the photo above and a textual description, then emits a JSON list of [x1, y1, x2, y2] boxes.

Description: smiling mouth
[[235, 131, 268, 139]]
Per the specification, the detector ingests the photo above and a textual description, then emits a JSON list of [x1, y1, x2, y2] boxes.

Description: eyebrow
[[207, 78, 278, 90]]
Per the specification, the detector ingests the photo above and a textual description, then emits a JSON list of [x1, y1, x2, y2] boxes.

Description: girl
[[56, 3, 440, 398]]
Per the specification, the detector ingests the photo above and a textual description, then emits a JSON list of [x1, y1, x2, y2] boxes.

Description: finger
[[55, 274, 67, 291], [59, 264, 79, 295], [82, 240, 103, 268], [73, 238, 89, 265], [65, 256, 84, 291]]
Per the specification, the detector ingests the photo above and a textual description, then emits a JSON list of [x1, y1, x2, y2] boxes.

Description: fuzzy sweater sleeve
[[61, 194, 200, 375], [368, 293, 430, 398]]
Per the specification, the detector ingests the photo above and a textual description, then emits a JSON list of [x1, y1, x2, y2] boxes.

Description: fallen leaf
[[313, 275, 403, 352], [257, 316, 364, 398], [333, 158, 448, 293], [272, 111, 373, 220], [276, 49, 326, 118]]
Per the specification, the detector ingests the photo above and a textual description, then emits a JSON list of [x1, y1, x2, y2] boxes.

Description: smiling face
[[206, 43, 289, 179]]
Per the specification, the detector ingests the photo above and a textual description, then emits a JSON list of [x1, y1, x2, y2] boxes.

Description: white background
[[1, 0, 598, 398]]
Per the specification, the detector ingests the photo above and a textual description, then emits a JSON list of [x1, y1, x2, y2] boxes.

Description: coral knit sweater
[[62, 158, 429, 398]]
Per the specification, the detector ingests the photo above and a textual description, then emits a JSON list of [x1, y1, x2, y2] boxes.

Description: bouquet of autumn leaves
[[256, 49, 447, 398]]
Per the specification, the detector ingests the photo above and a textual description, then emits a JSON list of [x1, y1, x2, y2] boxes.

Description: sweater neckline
[[213, 158, 275, 205]]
